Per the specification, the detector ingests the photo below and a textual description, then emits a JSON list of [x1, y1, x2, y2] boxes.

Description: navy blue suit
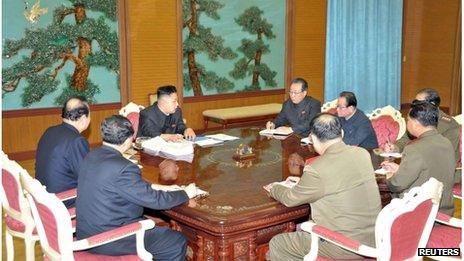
[[273, 96, 321, 137], [137, 102, 187, 138], [76, 145, 189, 260], [35, 123, 89, 207], [340, 109, 379, 149]]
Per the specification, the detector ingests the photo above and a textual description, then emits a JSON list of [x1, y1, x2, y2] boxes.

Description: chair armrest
[[300, 221, 377, 259], [73, 219, 155, 251], [436, 212, 462, 228], [56, 188, 77, 201]]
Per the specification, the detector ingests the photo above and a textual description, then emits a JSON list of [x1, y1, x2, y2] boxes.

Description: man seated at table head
[[266, 78, 321, 137], [138, 85, 195, 141], [385, 88, 460, 179], [76, 115, 196, 260], [35, 96, 90, 207], [382, 101, 455, 215], [337, 91, 378, 149], [268, 113, 381, 260]]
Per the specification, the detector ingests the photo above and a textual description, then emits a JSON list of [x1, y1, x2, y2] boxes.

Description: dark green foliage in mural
[[230, 7, 277, 91], [183, 0, 237, 96], [2, 0, 119, 107]]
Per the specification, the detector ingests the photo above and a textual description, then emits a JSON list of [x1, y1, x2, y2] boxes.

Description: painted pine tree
[[230, 7, 277, 91], [2, 0, 119, 107], [183, 0, 237, 96]]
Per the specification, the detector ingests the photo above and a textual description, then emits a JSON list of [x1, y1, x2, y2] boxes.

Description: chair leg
[[5, 231, 14, 261], [24, 238, 36, 261]]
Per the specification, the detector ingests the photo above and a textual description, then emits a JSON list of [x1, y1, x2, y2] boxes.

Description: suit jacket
[[387, 129, 455, 215], [270, 142, 381, 249], [396, 110, 460, 162], [340, 109, 379, 149], [273, 96, 321, 137], [76, 145, 189, 240], [35, 122, 89, 206], [137, 102, 187, 138]]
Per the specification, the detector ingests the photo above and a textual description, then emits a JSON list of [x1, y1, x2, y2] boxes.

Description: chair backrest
[[148, 93, 157, 106], [367, 105, 406, 148], [321, 99, 338, 115], [375, 177, 443, 261], [1, 157, 35, 230], [119, 102, 145, 140], [23, 176, 75, 260]]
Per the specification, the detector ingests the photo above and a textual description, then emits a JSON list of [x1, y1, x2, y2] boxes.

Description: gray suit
[[387, 129, 455, 216], [269, 142, 381, 260]]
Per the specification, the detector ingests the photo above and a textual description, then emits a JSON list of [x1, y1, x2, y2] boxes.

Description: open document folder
[[141, 137, 194, 162]]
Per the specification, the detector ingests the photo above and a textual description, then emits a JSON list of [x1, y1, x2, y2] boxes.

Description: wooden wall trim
[[449, 1, 462, 115], [2, 103, 122, 118], [176, 0, 184, 106], [285, 0, 295, 97], [183, 89, 285, 103]]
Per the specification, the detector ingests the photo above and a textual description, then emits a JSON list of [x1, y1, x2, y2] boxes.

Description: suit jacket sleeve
[[272, 102, 289, 128], [114, 163, 189, 210], [175, 109, 187, 134], [270, 165, 324, 207], [67, 137, 89, 176], [292, 99, 321, 135], [347, 118, 372, 146], [387, 146, 423, 193], [138, 110, 161, 138]]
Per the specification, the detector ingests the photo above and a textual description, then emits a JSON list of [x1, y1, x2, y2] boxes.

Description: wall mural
[[182, 0, 286, 97], [2, 0, 121, 110]]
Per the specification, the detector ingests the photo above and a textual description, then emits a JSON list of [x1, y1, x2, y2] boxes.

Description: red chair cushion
[[126, 112, 140, 140], [370, 115, 400, 148], [453, 183, 462, 198], [74, 251, 142, 260], [390, 200, 432, 260], [2, 169, 21, 212], [5, 215, 37, 234], [316, 257, 374, 261], [426, 224, 461, 249]]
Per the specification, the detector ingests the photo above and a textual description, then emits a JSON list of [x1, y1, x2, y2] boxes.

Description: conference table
[[139, 127, 390, 261]]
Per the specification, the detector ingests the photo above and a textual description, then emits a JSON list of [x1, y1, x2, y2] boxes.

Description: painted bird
[[24, 0, 48, 24]]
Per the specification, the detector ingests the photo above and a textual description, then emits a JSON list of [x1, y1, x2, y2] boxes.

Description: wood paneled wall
[[401, 0, 461, 112]]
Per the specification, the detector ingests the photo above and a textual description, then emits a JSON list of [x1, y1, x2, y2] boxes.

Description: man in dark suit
[[138, 85, 195, 141], [35, 96, 90, 207], [382, 101, 455, 215], [337, 91, 379, 149], [76, 115, 195, 260], [266, 78, 321, 137]]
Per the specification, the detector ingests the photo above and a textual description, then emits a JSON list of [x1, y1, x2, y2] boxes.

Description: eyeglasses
[[288, 90, 304, 95]]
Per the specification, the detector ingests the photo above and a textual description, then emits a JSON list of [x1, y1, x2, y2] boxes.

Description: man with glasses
[[266, 78, 321, 137], [138, 85, 195, 141], [337, 91, 378, 149]]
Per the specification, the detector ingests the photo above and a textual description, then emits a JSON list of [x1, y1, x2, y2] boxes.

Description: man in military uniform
[[385, 88, 460, 182], [382, 101, 455, 216], [268, 113, 381, 260]]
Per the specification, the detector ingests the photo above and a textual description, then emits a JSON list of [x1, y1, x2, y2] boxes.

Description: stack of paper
[[193, 136, 224, 147], [141, 137, 194, 162], [300, 137, 312, 145], [205, 133, 240, 141], [263, 176, 300, 192], [259, 128, 293, 136], [151, 183, 209, 199]]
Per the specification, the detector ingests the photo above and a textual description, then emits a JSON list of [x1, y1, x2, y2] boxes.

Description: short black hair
[[291, 78, 308, 91], [409, 100, 438, 127], [101, 115, 134, 145], [309, 113, 343, 142], [157, 85, 177, 100], [339, 91, 357, 107], [61, 96, 89, 121], [417, 88, 441, 107]]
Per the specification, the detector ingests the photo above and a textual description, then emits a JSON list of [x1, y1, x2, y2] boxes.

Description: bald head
[[61, 96, 89, 121], [309, 113, 343, 142]]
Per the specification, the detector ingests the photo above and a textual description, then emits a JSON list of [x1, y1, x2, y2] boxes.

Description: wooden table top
[[139, 127, 312, 234]]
